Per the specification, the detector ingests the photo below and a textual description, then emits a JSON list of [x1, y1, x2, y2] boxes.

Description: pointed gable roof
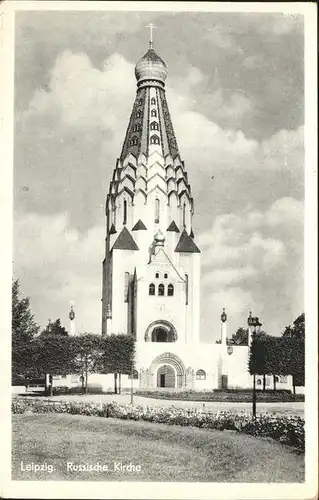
[[113, 227, 139, 251], [175, 229, 200, 253], [166, 220, 180, 232], [132, 219, 147, 231]]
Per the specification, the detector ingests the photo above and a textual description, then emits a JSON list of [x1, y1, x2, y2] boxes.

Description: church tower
[[101, 32, 202, 388]]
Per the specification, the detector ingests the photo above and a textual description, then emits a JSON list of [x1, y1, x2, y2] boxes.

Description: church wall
[[111, 249, 136, 334]]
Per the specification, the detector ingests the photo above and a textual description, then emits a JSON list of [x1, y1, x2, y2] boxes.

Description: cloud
[[198, 197, 303, 339], [14, 212, 104, 333], [13, 48, 304, 342]]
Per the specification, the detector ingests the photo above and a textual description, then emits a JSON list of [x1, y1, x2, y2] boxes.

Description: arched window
[[151, 109, 157, 117], [133, 124, 140, 132], [124, 272, 129, 302], [150, 121, 159, 131], [256, 379, 262, 386], [155, 273, 159, 279], [185, 274, 189, 305], [167, 284, 174, 296], [158, 284, 165, 296], [128, 369, 139, 380], [151, 327, 174, 342], [149, 283, 155, 296], [136, 111, 141, 118], [155, 198, 160, 223], [150, 134, 160, 145], [151, 97, 156, 105], [123, 200, 127, 225], [164, 273, 168, 279], [129, 136, 138, 146], [182, 203, 186, 228], [196, 369, 206, 380]]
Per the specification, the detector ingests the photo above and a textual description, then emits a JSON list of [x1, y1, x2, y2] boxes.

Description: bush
[[52, 386, 106, 396], [12, 397, 304, 452], [135, 389, 304, 402]]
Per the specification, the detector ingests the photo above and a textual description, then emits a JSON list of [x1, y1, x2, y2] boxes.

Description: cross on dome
[[146, 23, 157, 48]]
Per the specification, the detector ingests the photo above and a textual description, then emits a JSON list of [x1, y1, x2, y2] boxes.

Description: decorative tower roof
[[135, 48, 168, 87]]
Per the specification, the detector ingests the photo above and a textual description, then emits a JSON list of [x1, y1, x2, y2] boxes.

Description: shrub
[[11, 397, 304, 452]]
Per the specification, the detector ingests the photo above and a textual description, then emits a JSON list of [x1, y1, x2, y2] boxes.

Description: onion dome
[[154, 229, 165, 247], [135, 48, 168, 87]]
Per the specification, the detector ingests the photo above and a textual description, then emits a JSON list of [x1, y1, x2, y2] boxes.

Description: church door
[[157, 365, 175, 388]]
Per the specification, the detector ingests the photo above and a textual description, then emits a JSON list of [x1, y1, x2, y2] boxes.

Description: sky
[[13, 9, 304, 341]]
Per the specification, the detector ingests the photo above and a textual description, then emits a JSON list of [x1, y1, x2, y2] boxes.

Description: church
[[97, 36, 292, 393], [59, 35, 292, 393]]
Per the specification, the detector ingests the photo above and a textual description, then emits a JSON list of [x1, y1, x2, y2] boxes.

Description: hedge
[[12, 398, 304, 453]]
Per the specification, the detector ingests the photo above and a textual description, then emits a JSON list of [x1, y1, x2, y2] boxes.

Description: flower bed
[[135, 389, 304, 402], [12, 398, 304, 452]]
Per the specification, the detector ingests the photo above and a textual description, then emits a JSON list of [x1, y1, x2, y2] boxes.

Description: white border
[[0, 2, 317, 499]]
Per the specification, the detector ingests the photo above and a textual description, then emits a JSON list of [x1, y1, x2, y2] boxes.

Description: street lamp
[[248, 312, 262, 418]]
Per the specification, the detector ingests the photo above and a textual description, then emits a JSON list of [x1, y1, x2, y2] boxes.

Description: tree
[[12, 279, 40, 380], [99, 334, 135, 394], [32, 335, 76, 396], [41, 318, 68, 336], [282, 313, 305, 392], [72, 334, 102, 394], [229, 327, 248, 346]]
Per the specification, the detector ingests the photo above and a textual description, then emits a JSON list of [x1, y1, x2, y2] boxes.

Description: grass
[[12, 414, 304, 482]]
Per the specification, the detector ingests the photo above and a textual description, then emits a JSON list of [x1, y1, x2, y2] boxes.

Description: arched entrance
[[157, 364, 175, 388], [144, 320, 177, 342], [149, 352, 185, 389]]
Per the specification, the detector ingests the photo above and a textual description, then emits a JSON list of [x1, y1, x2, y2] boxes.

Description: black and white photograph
[[0, 2, 317, 499]]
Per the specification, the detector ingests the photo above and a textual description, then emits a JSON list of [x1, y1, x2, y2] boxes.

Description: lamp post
[[248, 313, 262, 417], [130, 364, 134, 405]]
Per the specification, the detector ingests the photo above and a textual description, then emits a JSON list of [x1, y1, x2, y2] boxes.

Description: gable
[[112, 227, 139, 251]]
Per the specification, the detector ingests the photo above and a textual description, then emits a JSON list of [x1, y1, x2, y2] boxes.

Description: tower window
[[150, 134, 160, 145], [155, 273, 159, 279], [133, 124, 140, 132], [164, 273, 168, 279], [149, 283, 155, 296], [196, 369, 206, 380], [155, 198, 160, 223], [136, 111, 141, 118], [150, 121, 159, 131], [182, 203, 186, 228], [123, 200, 127, 225], [151, 97, 156, 105], [167, 284, 174, 296], [151, 109, 157, 117], [158, 284, 165, 296], [129, 136, 138, 146]]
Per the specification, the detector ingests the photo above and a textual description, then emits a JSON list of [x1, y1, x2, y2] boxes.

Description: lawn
[[12, 414, 304, 482]]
